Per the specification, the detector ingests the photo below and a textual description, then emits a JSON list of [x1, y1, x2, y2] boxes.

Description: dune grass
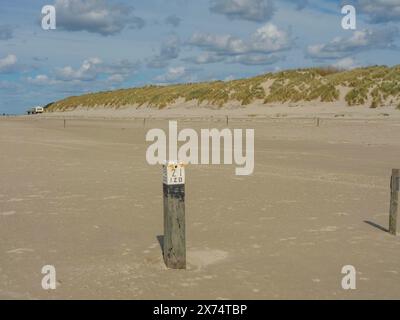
[[46, 65, 400, 112]]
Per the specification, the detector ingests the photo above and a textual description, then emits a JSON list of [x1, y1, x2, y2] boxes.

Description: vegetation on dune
[[46, 65, 400, 112]]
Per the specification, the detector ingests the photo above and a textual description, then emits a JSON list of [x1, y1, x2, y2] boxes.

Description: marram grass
[[46, 65, 400, 112]]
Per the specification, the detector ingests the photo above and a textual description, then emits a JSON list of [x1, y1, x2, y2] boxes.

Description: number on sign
[[163, 162, 185, 186]]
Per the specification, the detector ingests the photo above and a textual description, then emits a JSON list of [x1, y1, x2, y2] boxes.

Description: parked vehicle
[[28, 106, 44, 114]]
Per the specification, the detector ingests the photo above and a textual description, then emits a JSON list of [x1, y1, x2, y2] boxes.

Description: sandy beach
[[41, 103, 400, 121], [1, 114, 400, 299]]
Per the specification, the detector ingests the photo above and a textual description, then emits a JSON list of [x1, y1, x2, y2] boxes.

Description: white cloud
[[56, 57, 103, 81], [54, 57, 139, 82], [55, 0, 145, 36], [27, 57, 139, 87], [101, 59, 140, 77], [107, 74, 125, 83], [230, 53, 284, 65], [209, 0, 275, 22], [187, 23, 292, 65], [224, 75, 236, 81], [155, 66, 191, 83], [147, 35, 181, 69], [251, 23, 292, 53], [347, 0, 400, 23], [28, 75, 50, 85], [332, 58, 358, 70], [307, 27, 398, 60], [27, 74, 60, 85], [189, 23, 292, 55], [0, 54, 17, 73], [183, 52, 226, 64]]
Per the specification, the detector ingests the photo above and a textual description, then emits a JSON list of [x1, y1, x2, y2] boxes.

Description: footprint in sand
[[334, 212, 349, 216], [187, 249, 228, 269], [307, 226, 338, 232], [148, 243, 158, 249], [279, 237, 297, 242], [384, 270, 399, 275], [320, 226, 338, 232], [7, 248, 34, 254], [103, 196, 125, 200], [7, 198, 24, 202], [1, 211, 16, 216]]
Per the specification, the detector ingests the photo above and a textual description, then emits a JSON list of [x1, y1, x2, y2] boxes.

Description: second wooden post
[[389, 169, 399, 236], [162, 162, 186, 269]]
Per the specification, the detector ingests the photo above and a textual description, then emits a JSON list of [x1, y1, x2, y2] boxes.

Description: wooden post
[[226, 116, 229, 126], [64, 119, 66, 129], [316, 117, 320, 127], [162, 162, 186, 269], [389, 169, 399, 236], [143, 118, 146, 128]]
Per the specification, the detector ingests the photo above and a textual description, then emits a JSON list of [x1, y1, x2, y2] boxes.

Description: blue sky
[[0, 0, 399, 114]]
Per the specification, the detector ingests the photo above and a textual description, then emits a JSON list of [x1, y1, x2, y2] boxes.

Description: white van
[[31, 106, 44, 114]]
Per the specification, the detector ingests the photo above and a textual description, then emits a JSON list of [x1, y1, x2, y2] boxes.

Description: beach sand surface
[[0, 115, 400, 299]]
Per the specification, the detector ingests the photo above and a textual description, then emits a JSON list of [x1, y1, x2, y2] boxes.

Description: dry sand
[[42, 103, 400, 120], [1, 113, 400, 299]]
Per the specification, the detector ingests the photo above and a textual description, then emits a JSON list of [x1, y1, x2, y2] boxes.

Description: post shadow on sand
[[364, 220, 389, 233], [157, 235, 164, 255]]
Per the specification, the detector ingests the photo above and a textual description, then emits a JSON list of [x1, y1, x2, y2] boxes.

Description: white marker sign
[[163, 162, 185, 185]]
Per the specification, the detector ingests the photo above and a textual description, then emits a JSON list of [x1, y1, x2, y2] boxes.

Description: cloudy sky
[[0, 0, 399, 114]]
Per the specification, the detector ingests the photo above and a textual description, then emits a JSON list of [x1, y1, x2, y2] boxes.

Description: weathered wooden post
[[64, 119, 66, 129], [389, 169, 399, 236], [162, 162, 186, 269], [316, 117, 320, 127]]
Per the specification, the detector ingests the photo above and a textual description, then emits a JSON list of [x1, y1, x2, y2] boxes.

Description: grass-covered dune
[[46, 65, 400, 112]]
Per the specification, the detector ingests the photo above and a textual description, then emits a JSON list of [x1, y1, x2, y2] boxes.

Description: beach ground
[[1, 116, 400, 299]]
